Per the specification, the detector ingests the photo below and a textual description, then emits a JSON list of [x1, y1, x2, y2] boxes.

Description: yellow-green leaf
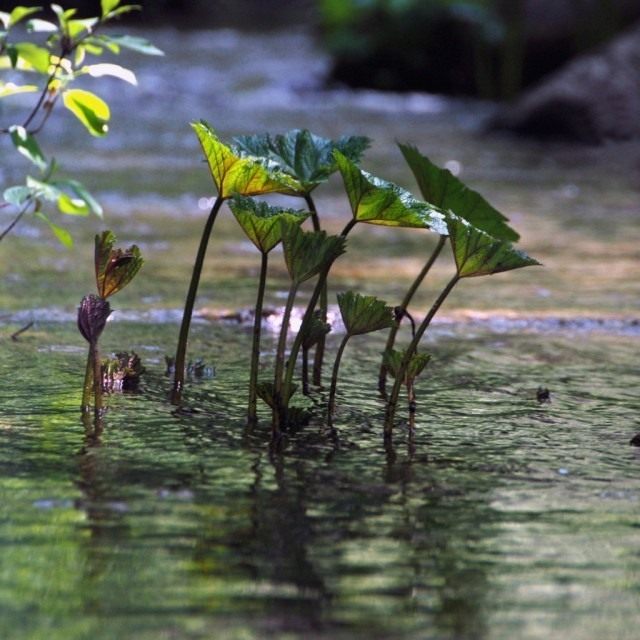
[[0, 81, 38, 97], [62, 88, 110, 136]]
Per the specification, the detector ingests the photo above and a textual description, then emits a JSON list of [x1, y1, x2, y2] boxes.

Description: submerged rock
[[493, 22, 640, 142]]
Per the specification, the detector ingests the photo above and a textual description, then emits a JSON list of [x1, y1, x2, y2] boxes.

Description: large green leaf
[[281, 222, 346, 284], [62, 89, 110, 137], [53, 179, 102, 217], [95, 34, 164, 56], [447, 215, 540, 278], [8, 6, 41, 27], [334, 150, 448, 234], [233, 129, 369, 194], [101, 0, 120, 15], [228, 195, 308, 254], [10, 42, 50, 73], [192, 121, 302, 198], [81, 62, 137, 85], [337, 290, 395, 336], [399, 143, 519, 242]]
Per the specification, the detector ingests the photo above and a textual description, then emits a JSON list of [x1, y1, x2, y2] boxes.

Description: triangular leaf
[[300, 310, 331, 349], [337, 291, 395, 336], [399, 143, 519, 242], [233, 129, 370, 193], [228, 195, 309, 254], [447, 215, 540, 278], [9, 6, 41, 27], [11, 42, 50, 73], [334, 150, 448, 233], [280, 221, 346, 284], [101, 0, 120, 16], [192, 121, 301, 198], [52, 179, 102, 217], [26, 18, 58, 32], [62, 88, 110, 137], [95, 230, 143, 298], [383, 348, 431, 385]]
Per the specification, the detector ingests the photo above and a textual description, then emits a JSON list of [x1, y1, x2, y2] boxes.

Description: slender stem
[[171, 196, 225, 404], [281, 218, 357, 403], [383, 273, 461, 438], [81, 345, 94, 413], [327, 333, 350, 426], [304, 193, 328, 386], [272, 281, 299, 432], [301, 347, 310, 395], [92, 342, 103, 419], [0, 199, 33, 242], [378, 235, 447, 396], [247, 252, 269, 425]]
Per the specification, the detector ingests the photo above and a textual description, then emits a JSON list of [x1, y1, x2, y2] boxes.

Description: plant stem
[[281, 218, 356, 403], [327, 333, 350, 426], [81, 346, 94, 413], [171, 196, 225, 404], [378, 235, 447, 396], [272, 281, 299, 433], [0, 199, 33, 242], [92, 342, 103, 419], [383, 273, 460, 438], [247, 252, 269, 425], [305, 194, 328, 387]]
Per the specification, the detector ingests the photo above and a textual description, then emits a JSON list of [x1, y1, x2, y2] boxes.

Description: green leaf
[[192, 121, 301, 198], [399, 143, 519, 242], [300, 310, 331, 349], [94, 230, 143, 298], [383, 348, 431, 385], [233, 129, 370, 194], [9, 6, 41, 27], [101, 0, 120, 16], [67, 17, 98, 39], [35, 211, 73, 247], [337, 290, 395, 336], [0, 12, 9, 29], [26, 175, 61, 202], [228, 195, 309, 254], [9, 125, 47, 170], [26, 18, 57, 32], [334, 150, 448, 233], [57, 192, 89, 216], [53, 179, 102, 217], [62, 88, 110, 136], [256, 381, 296, 410], [3, 185, 34, 206], [446, 215, 540, 278], [280, 221, 346, 285], [11, 42, 50, 73], [102, 5, 141, 19], [82, 62, 137, 85], [98, 34, 163, 56], [0, 81, 38, 97]]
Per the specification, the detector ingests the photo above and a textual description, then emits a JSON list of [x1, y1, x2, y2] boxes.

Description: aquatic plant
[[79, 230, 143, 417], [176, 124, 539, 442], [328, 292, 395, 426], [0, 1, 162, 244]]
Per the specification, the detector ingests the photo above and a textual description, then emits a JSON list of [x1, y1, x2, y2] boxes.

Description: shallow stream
[[1, 27, 639, 640]]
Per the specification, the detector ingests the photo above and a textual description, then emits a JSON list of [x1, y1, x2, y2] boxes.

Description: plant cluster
[[172, 122, 539, 441], [0, 0, 162, 245]]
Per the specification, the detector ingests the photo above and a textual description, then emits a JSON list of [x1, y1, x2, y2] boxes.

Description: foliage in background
[[0, 1, 162, 245]]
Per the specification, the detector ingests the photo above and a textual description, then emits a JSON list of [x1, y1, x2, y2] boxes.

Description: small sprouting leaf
[[9, 125, 47, 170], [228, 195, 309, 254], [77, 294, 111, 343], [280, 221, 346, 285], [233, 129, 370, 193], [383, 348, 431, 385], [399, 143, 519, 241], [0, 82, 38, 97], [256, 380, 296, 409], [337, 291, 395, 336], [9, 6, 41, 27], [334, 150, 448, 234], [99, 34, 163, 56], [11, 42, 50, 73], [192, 121, 301, 198], [35, 210, 73, 247], [95, 230, 143, 298], [62, 88, 110, 136], [447, 215, 540, 278], [57, 192, 90, 216], [82, 62, 137, 85]]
